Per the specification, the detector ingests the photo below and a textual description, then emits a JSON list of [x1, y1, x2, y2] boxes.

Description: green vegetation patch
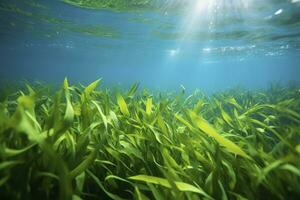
[[62, 0, 189, 12], [0, 2, 119, 39], [0, 80, 299, 199], [62, 0, 160, 11]]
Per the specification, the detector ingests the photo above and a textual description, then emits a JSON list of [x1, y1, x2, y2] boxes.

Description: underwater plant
[[0, 79, 299, 200], [62, 0, 172, 11]]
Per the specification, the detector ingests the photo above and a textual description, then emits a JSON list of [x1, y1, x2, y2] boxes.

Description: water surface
[[0, 0, 299, 91]]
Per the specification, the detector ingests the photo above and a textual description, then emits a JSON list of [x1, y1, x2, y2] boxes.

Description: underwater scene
[[0, 0, 300, 199]]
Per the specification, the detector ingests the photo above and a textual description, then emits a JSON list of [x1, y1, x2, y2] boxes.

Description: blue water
[[0, 0, 299, 92]]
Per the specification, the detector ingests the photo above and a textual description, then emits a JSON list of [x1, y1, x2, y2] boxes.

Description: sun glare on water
[[166, 0, 254, 58]]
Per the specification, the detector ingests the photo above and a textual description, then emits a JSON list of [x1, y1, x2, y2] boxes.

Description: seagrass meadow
[[1, 1, 300, 199], [0, 79, 299, 200]]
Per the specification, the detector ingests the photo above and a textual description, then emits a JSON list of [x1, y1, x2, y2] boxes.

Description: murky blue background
[[0, 0, 299, 92]]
